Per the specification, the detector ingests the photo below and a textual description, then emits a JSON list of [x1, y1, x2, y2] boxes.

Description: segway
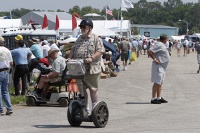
[[66, 59, 109, 128]]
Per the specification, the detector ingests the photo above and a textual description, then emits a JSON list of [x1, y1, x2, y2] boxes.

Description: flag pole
[[104, 6, 107, 28], [120, 0, 123, 41], [106, 6, 107, 20]]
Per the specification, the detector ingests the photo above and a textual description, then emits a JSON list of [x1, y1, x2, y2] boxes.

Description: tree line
[[1, 0, 200, 35]]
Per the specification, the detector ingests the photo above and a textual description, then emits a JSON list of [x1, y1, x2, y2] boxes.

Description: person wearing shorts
[[69, 19, 105, 114], [118, 37, 130, 71], [148, 34, 170, 104]]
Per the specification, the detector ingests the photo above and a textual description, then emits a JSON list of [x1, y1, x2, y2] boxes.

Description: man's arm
[[10, 61, 13, 66], [27, 52, 32, 59], [148, 50, 160, 64]]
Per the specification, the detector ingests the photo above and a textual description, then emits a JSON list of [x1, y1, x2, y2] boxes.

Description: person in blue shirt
[[11, 35, 32, 95], [29, 38, 43, 59], [28, 38, 44, 73]]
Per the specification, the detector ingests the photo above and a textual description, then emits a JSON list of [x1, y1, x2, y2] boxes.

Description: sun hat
[[48, 48, 59, 56]]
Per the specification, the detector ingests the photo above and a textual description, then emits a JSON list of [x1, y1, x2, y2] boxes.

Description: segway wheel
[[67, 107, 82, 127], [91, 101, 109, 128], [26, 97, 36, 106], [59, 98, 68, 107]]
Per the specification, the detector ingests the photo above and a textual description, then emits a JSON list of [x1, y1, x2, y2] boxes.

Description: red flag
[[55, 15, 59, 31], [72, 15, 77, 31], [42, 14, 48, 29]]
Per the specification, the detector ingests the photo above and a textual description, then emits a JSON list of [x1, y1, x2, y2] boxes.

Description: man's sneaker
[[0, 112, 4, 115], [159, 97, 168, 103], [151, 99, 161, 104], [5, 110, 13, 115], [86, 108, 91, 115]]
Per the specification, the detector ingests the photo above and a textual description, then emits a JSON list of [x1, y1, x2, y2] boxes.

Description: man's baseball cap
[[42, 40, 49, 45], [15, 35, 23, 41]]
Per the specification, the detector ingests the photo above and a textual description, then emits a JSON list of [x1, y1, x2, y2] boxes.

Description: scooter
[[66, 59, 109, 128], [26, 63, 70, 107]]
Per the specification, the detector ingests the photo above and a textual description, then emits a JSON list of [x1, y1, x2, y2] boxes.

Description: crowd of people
[[1, 19, 200, 116]]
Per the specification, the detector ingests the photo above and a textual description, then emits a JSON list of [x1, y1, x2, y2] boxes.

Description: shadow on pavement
[[126, 102, 150, 104], [20, 104, 61, 107], [33, 125, 96, 129], [183, 72, 198, 74]]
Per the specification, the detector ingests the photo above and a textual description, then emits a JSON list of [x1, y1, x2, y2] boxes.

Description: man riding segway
[[67, 19, 109, 128]]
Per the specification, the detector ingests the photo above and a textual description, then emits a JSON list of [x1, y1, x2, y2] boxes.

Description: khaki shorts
[[76, 73, 101, 92]]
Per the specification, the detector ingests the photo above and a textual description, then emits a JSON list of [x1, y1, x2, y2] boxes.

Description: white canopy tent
[[0, 19, 23, 29], [84, 13, 101, 17], [59, 20, 118, 37], [190, 33, 200, 37], [168, 35, 185, 41]]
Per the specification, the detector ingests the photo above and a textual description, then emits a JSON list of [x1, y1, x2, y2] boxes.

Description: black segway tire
[[67, 107, 82, 127], [26, 97, 36, 106], [91, 101, 109, 128]]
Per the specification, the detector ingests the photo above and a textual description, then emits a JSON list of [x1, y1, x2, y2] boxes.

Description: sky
[[0, 0, 199, 12]]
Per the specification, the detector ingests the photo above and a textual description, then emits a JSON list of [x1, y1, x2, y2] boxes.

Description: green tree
[[68, 5, 81, 16], [164, 0, 183, 8]]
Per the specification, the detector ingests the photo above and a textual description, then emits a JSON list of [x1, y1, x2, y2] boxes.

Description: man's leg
[[124, 60, 127, 70], [37, 77, 49, 95], [152, 83, 159, 98], [151, 83, 161, 104], [21, 66, 29, 95], [156, 83, 168, 103], [0, 76, 3, 113], [157, 84, 162, 98], [1, 72, 12, 112], [13, 67, 20, 95], [89, 89, 98, 109], [21, 73, 27, 95]]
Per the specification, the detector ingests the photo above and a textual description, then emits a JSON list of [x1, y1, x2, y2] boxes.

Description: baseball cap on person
[[48, 48, 59, 56], [79, 19, 93, 28], [0, 36, 5, 44], [15, 35, 23, 41], [42, 40, 49, 45]]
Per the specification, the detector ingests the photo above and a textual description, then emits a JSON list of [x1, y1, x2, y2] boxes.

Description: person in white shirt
[[0, 36, 13, 115], [41, 40, 50, 57], [148, 34, 170, 104], [176, 40, 182, 57], [49, 40, 62, 56], [183, 38, 189, 56], [138, 39, 143, 55], [165, 41, 169, 49]]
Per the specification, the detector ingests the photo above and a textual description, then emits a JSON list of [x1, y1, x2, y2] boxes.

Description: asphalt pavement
[[1, 49, 200, 133]]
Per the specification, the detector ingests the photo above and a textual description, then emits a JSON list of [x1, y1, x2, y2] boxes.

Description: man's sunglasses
[[79, 25, 86, 29]]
